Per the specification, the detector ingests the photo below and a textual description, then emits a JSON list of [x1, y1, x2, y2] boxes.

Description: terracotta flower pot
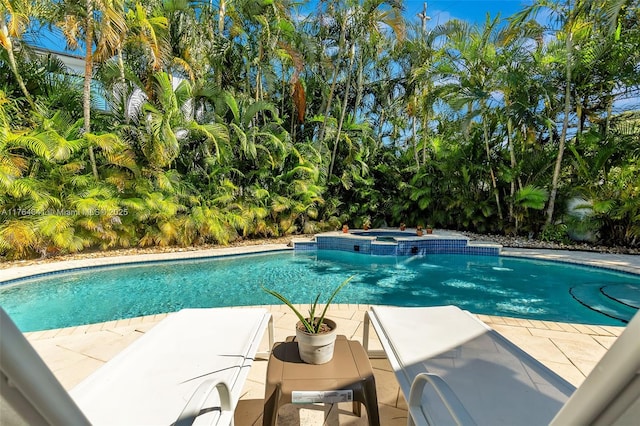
[[295, 318, 338, 364]]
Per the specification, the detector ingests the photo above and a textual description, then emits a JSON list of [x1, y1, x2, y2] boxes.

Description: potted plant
[[426, 225, 433, 234], [416, 225, 424, 236], [262, 276, 355, 364], [342, 224, 349, 233], [362, 217, 371, 231], [400, 222, 406, 231]]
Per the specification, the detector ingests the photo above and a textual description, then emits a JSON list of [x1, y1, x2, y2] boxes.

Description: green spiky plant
[[262, 275, 355, 334]]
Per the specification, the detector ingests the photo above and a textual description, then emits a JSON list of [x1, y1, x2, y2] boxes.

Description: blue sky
[[402, 1, 534, 27], [36, 1, 536, 54]]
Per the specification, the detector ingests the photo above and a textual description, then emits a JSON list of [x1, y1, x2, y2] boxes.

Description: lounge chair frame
[[1, 307, 274, 426]]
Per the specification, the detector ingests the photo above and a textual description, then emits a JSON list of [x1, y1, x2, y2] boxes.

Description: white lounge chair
[[1, 307, 273, 425], [364, 305, 640, 425]]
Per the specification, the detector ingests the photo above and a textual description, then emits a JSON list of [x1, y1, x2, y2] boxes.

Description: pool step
[[600, 283, 640, 309], [569, 283, 639, 324]]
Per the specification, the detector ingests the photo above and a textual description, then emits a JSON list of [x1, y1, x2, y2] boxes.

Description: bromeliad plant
[[262, 275, 355, 334]]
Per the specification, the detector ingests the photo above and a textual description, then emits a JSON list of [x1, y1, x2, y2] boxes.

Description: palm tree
[[55, 0, 126, 179], [327, 0, 405, 181], [510, 0, 629, 226], [0, 0, 42, 108], [440, 17, 505, 221]]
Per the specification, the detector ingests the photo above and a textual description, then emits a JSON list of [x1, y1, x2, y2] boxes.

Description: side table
[[263, 335, 380, 426]]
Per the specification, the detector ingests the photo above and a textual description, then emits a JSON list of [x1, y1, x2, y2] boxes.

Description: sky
[[402, 1, 534, 27], [34, 1, 536, 54]]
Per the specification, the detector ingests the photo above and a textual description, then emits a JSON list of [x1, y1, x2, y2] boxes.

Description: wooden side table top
[[267, 335, 374, 387]]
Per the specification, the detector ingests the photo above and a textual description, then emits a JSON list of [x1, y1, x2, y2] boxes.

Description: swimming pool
[[2, 250, 639, 331]]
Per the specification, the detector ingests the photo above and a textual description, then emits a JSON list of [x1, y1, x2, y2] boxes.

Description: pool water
[[2, 250, 639, 331]]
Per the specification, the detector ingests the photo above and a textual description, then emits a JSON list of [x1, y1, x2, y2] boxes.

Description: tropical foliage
[[0, 0, 639, 259]]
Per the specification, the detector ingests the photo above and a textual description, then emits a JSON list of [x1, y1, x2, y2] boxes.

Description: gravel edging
[[460, 231, 640, 255]]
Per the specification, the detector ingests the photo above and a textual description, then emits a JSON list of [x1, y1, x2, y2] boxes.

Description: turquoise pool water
[[2, 250, 639, 331]]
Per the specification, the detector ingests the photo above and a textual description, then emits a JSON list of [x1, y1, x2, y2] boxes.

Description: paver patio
[[24, 304, 624, 425]]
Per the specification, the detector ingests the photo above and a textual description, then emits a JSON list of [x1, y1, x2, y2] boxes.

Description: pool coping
[[501, 247, 640, 276]]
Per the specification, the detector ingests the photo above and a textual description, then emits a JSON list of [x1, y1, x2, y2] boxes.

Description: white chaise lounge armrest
[[175, 379, 234, 426], [408, 373, 476, 426]]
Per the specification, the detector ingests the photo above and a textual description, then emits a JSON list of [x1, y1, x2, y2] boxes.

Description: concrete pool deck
[[5, 246, 640, 424]]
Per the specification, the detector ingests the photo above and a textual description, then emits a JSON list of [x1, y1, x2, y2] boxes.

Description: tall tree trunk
[[84, 0, 99, 180], [1, 24, 35, 108], [328, 44, 355, 181], [481, 107, 503, 220], [117, 47, 129, 123], [546, 32, 572, 226], [216, 0, 226, 88], [354, 49, 364, 118], [604, 95, 613, 137], [506, 114, 516, 224], [421, 112, 428, 165], [412, 115, 419, 168], [317, 19, 347, 146]]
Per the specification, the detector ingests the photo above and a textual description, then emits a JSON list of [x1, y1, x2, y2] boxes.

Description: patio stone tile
[[235, 397, 264, 425], [474, 314, 492, 323], [529, 328, 599, 343], [246, 359, 268, 384], [551, 337, 608, 365], [378, 403, 409, 425], [502, 317, 525, 326], [334, 318, 362, 339], [152, 313, 170, 321], [30, 340, 89, 373], [541, 321, 566, 331], [586, 325, 617, 336], [483, 315, 507, 325], [59, 329, 144, 362], [71, 324, 91, 335], [98, 320, 118, 330], [557, 322, 580, 333], [515, 318, 536, 327], [140, 314, 159, 323], [39, 328, 63, 339], [527, 319, 549, 330], [114, 318, 132, 328], [86, 322, 105, 333], [599, 325, 625, 336], [54, 356, 106, 389], [51, 326, 78, 337], [235, 376, 267, 426], [372, 365, 403, 408], [491, 323, 533, 338], [23, 330, 48, 340], [538, 360, 586, 387], [274, 312, 299, 330], [127, 316, 145, 326], [592, 334, 619, 349], [370, 357, 393, 373], [131, 321, 161, 333], [497, 333, 571, 364], [572, 357, 604, 378]]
